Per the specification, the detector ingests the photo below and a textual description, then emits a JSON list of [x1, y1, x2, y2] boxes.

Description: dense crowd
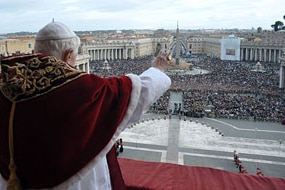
[[90, 55, 285, 122], [172, 56, 281, 95]]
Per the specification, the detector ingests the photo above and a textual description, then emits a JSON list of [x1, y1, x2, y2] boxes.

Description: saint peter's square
[[1, 21, 285, 188]]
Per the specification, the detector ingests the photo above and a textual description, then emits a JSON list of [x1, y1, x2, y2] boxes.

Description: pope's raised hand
[[152, 50, 173, 72]]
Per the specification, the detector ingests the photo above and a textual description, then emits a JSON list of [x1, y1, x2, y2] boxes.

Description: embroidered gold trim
[[0, 54, 86, 102]]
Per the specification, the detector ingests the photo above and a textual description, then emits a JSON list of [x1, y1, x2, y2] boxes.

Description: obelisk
[[175, 22, 180, 66]]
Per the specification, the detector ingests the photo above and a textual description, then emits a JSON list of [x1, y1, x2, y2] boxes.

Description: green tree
[[271, 21, 284, 31], [271, 14, 285, 31]]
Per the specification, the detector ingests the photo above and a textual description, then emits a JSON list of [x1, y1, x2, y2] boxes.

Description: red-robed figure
[[0, 22, 172, 190]]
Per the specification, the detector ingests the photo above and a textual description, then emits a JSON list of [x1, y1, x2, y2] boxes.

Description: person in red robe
[[0, 21, 172, 190], [256, 168, 264, 176]]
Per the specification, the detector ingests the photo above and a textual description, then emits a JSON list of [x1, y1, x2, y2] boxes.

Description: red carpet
[[118, 158, 285, 190]]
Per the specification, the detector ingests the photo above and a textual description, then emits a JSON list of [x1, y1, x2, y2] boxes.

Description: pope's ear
[[63, 49, 73, 62]]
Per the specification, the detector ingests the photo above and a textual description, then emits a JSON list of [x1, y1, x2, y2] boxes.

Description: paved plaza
[[118, 114, 285, 179]]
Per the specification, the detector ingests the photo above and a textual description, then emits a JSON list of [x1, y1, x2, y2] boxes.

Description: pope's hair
[[34, 36, 80, 60]]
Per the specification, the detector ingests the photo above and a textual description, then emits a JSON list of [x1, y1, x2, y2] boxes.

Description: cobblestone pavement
[[118, 114, 285, 179]]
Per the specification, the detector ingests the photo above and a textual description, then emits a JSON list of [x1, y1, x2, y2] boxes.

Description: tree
[[271, 14, 285, 31], [271, 21, 284, 31]]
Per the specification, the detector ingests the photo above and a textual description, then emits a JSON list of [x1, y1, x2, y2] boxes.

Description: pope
[[0, 21, 172, 190]]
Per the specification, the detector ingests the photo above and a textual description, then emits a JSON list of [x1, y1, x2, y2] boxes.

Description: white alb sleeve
[[126, 67, 171, 124]]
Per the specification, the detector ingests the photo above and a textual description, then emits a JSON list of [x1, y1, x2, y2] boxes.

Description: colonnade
[[76, 62, 89, 73], [75, 54, 90, 73], [240, 47, 281, 63], [87, 47, 134, 61]]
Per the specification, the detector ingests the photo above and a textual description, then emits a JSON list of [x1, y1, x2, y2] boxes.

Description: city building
[[1, 28, 285, 74], [0, 36, 90, 73]]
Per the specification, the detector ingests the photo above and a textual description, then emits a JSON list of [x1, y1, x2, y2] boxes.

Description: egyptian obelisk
[[175, 22, 180, 66]]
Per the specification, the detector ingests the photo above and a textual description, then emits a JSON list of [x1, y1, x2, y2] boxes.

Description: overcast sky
[[0, 0, 284, 34]]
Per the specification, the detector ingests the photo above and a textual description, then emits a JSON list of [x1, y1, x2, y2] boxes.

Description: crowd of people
[[182, 89, 283, 122], [179, 56, 284, 122], [90, 56, 152, 76], [90, 55, 285, 122]]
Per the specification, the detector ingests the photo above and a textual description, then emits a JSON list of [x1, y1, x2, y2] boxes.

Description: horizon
[[0, 27, 273, 36]]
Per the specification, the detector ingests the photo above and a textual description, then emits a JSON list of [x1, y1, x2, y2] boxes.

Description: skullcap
[[36, 22, 76, 41]]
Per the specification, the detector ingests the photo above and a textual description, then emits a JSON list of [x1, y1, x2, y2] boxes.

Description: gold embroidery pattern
[[0, 54, 86, 102]]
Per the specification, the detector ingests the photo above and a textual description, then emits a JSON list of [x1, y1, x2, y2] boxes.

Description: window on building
[[28, 43, 32, 48]]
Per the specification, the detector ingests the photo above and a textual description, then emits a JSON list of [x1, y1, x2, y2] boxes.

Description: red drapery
[[118, 158, 285, 190]]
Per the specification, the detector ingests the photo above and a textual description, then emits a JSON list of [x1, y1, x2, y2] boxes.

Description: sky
[[0, 0, 284, 34]]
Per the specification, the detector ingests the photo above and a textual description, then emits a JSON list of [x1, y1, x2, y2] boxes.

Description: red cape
[[0, 54, 133, 188]]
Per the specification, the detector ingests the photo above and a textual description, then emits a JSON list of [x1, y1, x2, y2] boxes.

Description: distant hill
[[2, 31, 37, 36], [1, 30, 137, 36]]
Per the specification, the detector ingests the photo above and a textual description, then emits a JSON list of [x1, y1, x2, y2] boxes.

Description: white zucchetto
[[35, 22, 76, 41]]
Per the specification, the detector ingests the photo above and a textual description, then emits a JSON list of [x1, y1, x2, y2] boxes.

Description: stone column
[[96, 49, 98, 60], [273, 49, 277, 63], [111, 49, 114, 60], [89, 49, 92, 61], [250, 48, 253, 61], [103, 49, 105, 60], [131, 48, 135, 59], [100, 49, 102, 60], [85, 62, 90, 74], [280, 64, 285, 88], [123, 48, 125, 59], [263, 48, 266, 62], [92, 49, 95, 61], [254, 49, 258, 61]]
